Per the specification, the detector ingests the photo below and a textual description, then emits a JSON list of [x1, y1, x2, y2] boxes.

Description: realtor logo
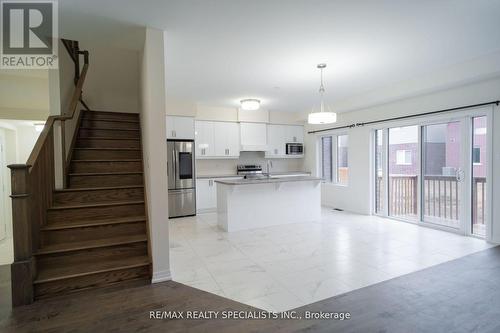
[[1, 0, 58, 68]]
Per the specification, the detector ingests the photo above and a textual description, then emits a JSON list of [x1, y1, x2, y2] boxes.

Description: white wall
[[0, 70, 49, 120], [140, 28, 171, 283], [305, 76, 500, 243], [81, 42, 140, 113], [0, 120, 42, 264]]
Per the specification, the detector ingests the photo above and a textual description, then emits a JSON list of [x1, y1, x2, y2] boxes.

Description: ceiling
[[59, 0, 500, 113]]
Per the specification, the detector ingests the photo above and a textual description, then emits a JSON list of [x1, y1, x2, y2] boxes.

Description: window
[[319, 134, 348, 185], [473, 147, 481, 165], [396, 150, 412, 165], [321, 136, 332, 182], [337, 135, 349, 185]]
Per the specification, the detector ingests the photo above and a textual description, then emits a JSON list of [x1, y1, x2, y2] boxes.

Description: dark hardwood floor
[[1, 246, 500, 332]]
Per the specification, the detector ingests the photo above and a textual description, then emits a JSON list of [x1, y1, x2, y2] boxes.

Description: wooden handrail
[[26, 117, 56, 168], [26, 51, 89, 168], [60, 58, 89, 119]]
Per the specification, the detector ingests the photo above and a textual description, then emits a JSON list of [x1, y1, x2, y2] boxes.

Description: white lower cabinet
[[196, 177, 243, 212]]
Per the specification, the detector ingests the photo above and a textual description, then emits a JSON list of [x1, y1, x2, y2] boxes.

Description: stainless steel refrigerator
[[167, 140, 196, 218]]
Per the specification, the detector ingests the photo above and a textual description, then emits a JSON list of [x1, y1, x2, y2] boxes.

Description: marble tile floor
[[169, 208, 493, 313]]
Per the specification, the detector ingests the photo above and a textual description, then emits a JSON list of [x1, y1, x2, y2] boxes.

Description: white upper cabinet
[[195, 121, 240, 158], [266, 124, 304, 158], [266, 124, 286, 157], [285, 125, 304, 143], [195, 121, 215, 157], [214, 122, 240, 157], [166, 116, 195, 139], [240, 122, 268, 151]]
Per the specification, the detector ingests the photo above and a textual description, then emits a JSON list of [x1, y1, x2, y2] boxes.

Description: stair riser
[[70, 161, 143, 173], [54, 187, 144, 205], [37, 242, 148, 267], [35, 266, 150, 299], [81, 119, 140, 130], [48, 203, 146, 223], [79, 128, 140, 139], [76, 138, 141, 149], [42, 222, 147, 246], [73, 149, 141, 160], [83, 111, 139, 121], [69, 174, 143, 188]]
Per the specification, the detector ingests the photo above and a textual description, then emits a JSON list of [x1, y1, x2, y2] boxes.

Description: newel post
[[7, 164, 34, 306]]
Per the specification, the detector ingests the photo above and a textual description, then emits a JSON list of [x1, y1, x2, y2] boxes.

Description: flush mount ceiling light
[[240, 99, 261, 111], [308, 63, 337, 124]]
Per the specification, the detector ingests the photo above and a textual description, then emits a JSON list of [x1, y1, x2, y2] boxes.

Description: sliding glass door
[[472, 116, 488, 237], [422, 121, 464, 229], [373, 112, 490, 239], [388, 126, 419, 221]]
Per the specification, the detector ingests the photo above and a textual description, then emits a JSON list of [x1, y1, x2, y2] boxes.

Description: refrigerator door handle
[[172, 149, 177, 180]]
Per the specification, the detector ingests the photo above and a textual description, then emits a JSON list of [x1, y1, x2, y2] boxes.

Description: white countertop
[[214, 176, 322, 185], [197, 171, 311, 179]]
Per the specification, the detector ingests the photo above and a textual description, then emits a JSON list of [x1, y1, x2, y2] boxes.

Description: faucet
[[266, 160, 273, 175]]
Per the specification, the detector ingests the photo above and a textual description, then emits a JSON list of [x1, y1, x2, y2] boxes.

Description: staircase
[[33, 110, 151, 299]]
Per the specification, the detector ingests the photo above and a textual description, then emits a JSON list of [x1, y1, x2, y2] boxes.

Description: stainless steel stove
[[237, 164, 265, 179]]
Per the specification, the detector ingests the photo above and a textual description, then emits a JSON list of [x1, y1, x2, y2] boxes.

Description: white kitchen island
[[215, 176, 322, 232]]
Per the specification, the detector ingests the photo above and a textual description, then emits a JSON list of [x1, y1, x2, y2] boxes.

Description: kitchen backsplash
[[196, 151, 306, 176]]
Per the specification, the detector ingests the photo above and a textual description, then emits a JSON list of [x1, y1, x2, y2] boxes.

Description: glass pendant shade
[[308, 111, 337, 124], [308, 63, 337, 125]]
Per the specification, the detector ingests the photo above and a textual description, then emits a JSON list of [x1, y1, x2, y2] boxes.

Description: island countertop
[[214, 176, 322, 185]]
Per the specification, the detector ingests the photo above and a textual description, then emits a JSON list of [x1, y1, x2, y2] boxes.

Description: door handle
[[172, 149, 177, 179]]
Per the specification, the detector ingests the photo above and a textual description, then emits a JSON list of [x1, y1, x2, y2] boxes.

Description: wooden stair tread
[[71, 159, 142, 163], [80, 127, 140, 131], [42, 216, 146, 230], [35, 235, 148, 255], [81, 117, 140, 123], [50, 200, 144, 210], [35, 255, 150, 283], [84, 110, 139, 116], [69, 171, 143, 175], [55, 185, 143, 192], [73, 148, 141, 151], [76, 137, 141, 141]]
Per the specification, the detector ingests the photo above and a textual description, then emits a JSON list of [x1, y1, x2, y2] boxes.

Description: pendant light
[[308, 63, 337, 124]]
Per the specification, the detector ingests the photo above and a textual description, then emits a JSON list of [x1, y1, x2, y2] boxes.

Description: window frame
[[318, 133, 349, 186], [396, 149, 412, 165]]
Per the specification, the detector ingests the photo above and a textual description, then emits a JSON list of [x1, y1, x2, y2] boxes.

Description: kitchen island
[[215, 176, 322, 232]]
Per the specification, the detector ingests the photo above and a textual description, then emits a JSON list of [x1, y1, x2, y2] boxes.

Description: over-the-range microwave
[[286, 143, 304, 155]]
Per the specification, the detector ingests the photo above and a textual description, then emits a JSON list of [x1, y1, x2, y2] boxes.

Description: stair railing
[[7, 39, 89, 306]]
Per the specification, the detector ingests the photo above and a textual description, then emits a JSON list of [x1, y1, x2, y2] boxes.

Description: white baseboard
[[152, 269, 172, 283]]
